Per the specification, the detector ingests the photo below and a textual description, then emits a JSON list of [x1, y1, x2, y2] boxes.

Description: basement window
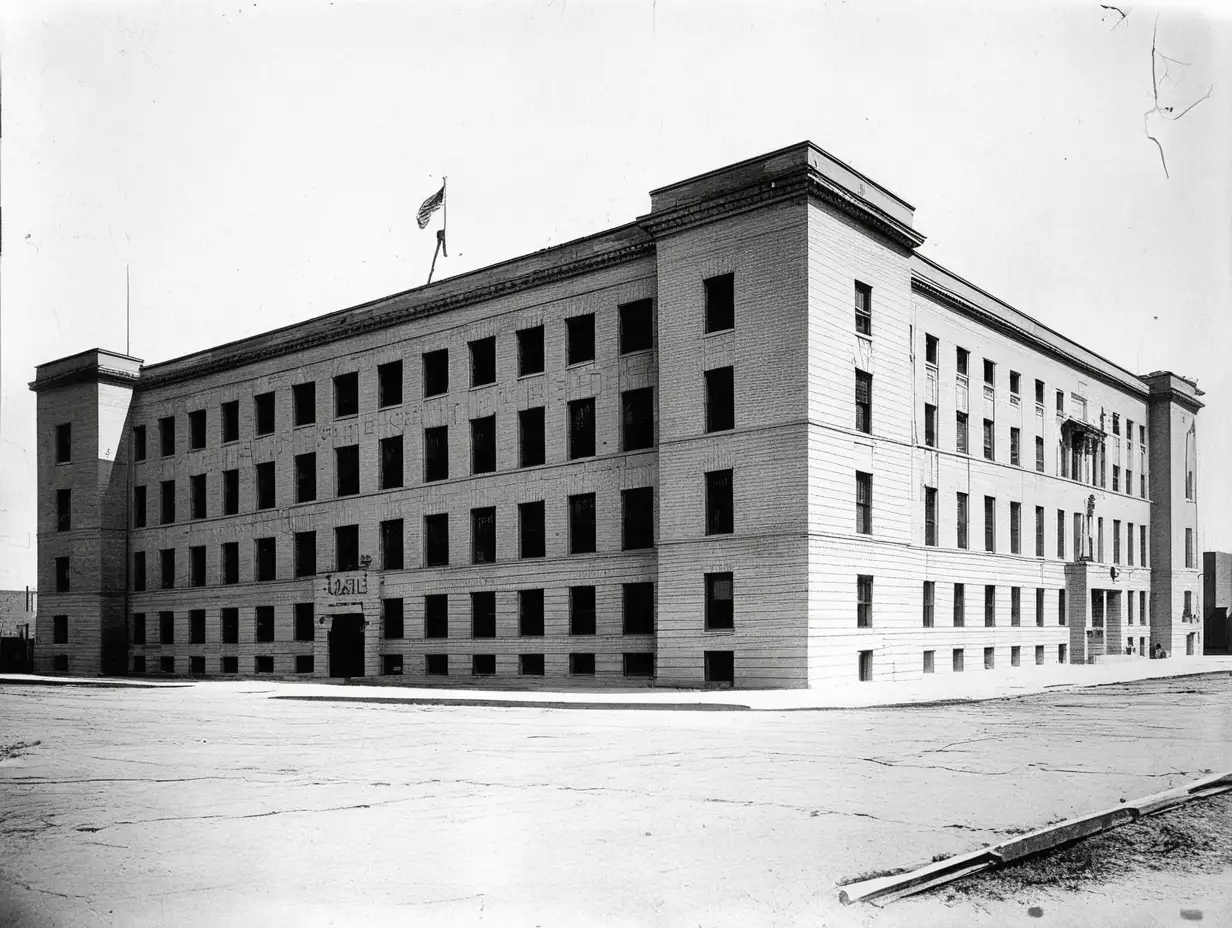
[[255, 656, 274, 674], [426, 654, 448, 675], [381, 654, 404, 675], [296, 655, 315, 674], [705, 650, 734, 684]]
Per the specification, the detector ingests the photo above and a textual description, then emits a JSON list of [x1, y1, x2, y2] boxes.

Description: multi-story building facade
[[29, 142, 1205, 687]]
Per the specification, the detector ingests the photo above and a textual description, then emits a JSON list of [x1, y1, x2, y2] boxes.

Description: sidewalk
[[10, 654, 1224, 710]]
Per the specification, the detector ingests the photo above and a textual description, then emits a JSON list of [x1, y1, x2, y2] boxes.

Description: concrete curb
[[273, 695, 752, 711], [837, 769, 1232, 906]]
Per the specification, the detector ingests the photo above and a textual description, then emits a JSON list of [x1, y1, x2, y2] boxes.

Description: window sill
[[333, 414, 359, 423], [565, 360, 596, 370], [619, 348, 654, 358], [703, 327, 735, 338], [517, 371, 546, 381]]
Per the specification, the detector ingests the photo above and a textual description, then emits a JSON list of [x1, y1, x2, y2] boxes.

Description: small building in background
[[1204, 552, 1232, 654], [0, 588, 37, 672]]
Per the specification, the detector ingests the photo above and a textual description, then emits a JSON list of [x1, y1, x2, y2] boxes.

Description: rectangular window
[[1035, 506, 1045, 557], [56, 488, 71, 531], [983, 358, 995, 386], [1010, 501, 1021, 554], [256, 606, 275, 643], [334, 372, 359, 418], [471, 415, 496, 474], [160, 611, 175, 644], [380, 435, 404, 489], [957, 492, 969, 550], [925, 333, 938, 365], [335, 445, 360, 496], [956, 411, 968, 454], [923, 650, 935, 674], [1056, 390, 1065, 415], [517, 325, 545, 376], [222, 542, 239, 584], [288, 453, 314, 505], [1036, 435, 1045, 472], [953, 648, 965, 673], [706, 470, 734, 535], [705, 650, 735, 684], [705, 573, 734, 630], [924, 488, 937, 546], [622, 388, 655, 451], [622, 487, 655, 550], [954, 583, 965, 627], [133, 551, 145, 591], [568, 398, 595, 459], [1113, 464, 1120, 493], [619, 299, 653, 354], [425, 595, 448, 639], [221, 401, 239, 443], [1058, 509, 1066, 559], [924, 404, 937, 448], [1036, 587, 1045, 627], [423, 348, 449, 397], [256, 461, 275, 509], [857, 575, 873, 627], [255, 537, 276, 582], [1126, 469, 1133, 495], [223, 469, 239, 515], [160, 479, 176, 524], [923, 581, 935, 628], [518, 654, 545, 676], [566, 314, 595, 365], [855, 471, 872, 535], [984, 647, 995, 670], [1186, 528, 1193, 568], [383, 598, 404, 639], [190, 610, 206, 645], [133, 613, 146, 645], [189, 410, 207, 449], [858, 650, 873, 682], [378, 360, 403, 407], [1185, 590, 1193, 617], [1011, 587, 1021, 626], [133, 425, 146, 461], [623, 653, 655, 678], [519, 501, 545, 559], [1036, 645, 1045, 665], [254, 392, 275, 436], [569, 494, 596, 554], [425, 654, 448, 675], [222, 608, 238, 644], [190, 546, 206, 587], [519, 589, 545, 637], [424, 514, 449, 567], [984, 495, 996, 552], [335, 525, 359, 572], [1113, 520, 1121, 565], [985, 585, 996, 626], [1059, 589, 1067, 626], [294, 531, 316, 577], [159, 416, 175, 456], [1098, 517, 1105, 562], [622, 582, 655, 635], [424, 426, 449, 482], [1128, 522, 1135, 565], [570, 586, 597, 635], [255, 656, 275, 674], [1141, 525, 1148, 567], [983, 419, 995, 460], [1010, 427, 1021, 466], [1059, 644, 1068, 664], [53, 614, 68, 645], [471, 507, 496, 564], [705, 273, 735, 332], [190, 474, 206, 519], [380, 519, 404, 570], [160, 548, 175, 589], [854, 281, 872, 336], [705, 367, 735, 433], [1035, 379, 1045, 406], [569, 653, 595, 676], [519, 407, 545, 467], [1009, 371, 1021, 397], [1128, 591, 1135, 626], [472, 592, 496, 638], [293, 382, 316, 426], [160, 656, 175, 674], [956, 347, 969, 377], [855, 370, 872, 434], [297, 655, 315, 674]]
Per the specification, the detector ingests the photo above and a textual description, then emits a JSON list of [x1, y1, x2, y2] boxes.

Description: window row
[[860, 644, 1070, 681]]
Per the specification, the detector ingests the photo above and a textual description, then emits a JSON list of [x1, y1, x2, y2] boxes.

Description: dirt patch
[[929, 793, 1232, 904], [0, 740, 42, 761]]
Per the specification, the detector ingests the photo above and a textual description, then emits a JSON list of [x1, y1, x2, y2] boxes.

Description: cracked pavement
[[1, 674, 1230, 927]]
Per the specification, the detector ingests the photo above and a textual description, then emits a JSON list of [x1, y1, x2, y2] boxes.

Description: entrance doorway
[[329, 614, 365, 677]]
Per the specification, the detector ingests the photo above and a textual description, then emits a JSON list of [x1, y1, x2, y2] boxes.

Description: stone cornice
[[29, 366, 141, 394], [911, 273, 1150, 400], [637, 168, 927, 252], [136, 236, 655, 391]]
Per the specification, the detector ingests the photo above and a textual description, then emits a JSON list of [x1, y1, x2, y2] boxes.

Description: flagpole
[[126, 264, 131, 355], [427, 235, 442, 285], [426, 177, 447, 286]]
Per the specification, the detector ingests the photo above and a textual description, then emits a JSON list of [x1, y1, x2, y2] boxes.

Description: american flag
[[417, 184, 445, 229]]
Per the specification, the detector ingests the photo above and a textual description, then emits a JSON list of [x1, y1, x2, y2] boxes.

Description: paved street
[[2, 673, 1230, 927]]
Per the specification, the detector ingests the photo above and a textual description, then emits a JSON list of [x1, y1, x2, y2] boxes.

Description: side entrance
[[328, 614, 365, 678]]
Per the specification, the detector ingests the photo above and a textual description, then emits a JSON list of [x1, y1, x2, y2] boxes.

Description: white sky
[[1, 0, 1229, 590]]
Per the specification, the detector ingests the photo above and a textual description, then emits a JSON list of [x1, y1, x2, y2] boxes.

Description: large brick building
[[29, 142, 1206, 687]]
